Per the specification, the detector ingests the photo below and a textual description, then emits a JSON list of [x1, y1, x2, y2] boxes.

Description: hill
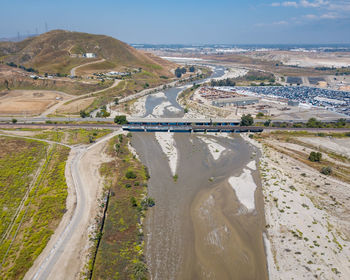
[[0, 30, 175, 76]]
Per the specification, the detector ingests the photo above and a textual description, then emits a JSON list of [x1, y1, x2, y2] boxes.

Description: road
[[22, 130, 122, 280], [40, 79, 121, 117], [70, 59, 106, 77]]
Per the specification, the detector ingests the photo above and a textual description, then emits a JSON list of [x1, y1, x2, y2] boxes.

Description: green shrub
[[125, 170, 137, 179], [320, 166, 332, 175], [114, 115, 128, 125], [309, 151, 322, 162]]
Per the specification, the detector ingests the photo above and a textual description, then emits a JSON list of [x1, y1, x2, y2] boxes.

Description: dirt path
[[70, 59, 105, 76], [40, 79, 121, 117], [24, 130, 122, 280]]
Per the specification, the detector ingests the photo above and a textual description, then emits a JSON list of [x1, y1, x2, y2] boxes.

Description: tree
[[184, 108, 189, 113], [336, 118, 346, 127], [114, 98, 119, 105], [240, 114, 254, 126], [114, 115, 128, 124], [306, 118, 322, 128], [309, 151, 322, 162], [175, 68, 182, 78], [11, 118, 17, 124], [189, 66, 195, 72], [264, 119, 271, 127]]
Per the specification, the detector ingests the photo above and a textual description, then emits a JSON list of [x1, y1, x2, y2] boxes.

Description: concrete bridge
[[123, 117, 264, 133]]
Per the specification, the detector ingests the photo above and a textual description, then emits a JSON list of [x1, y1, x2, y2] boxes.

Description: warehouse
[[212, 97, 259, 107]]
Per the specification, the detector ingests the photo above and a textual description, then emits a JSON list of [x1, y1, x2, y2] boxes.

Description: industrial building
[[288, 100, 300, 106], [212, 97, 259, 107]]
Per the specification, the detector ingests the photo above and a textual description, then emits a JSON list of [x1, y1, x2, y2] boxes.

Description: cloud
[[271, 2, 281, 6], [271, 0, 332, 8], [282, 1, 299, 7], [320, 12, 341, 19], [300, 0, 329, 8], [303, 14, 318, 19], [303, 12, 341, 20], [255, 20, 289, 27], [274, 20, 289, 24]]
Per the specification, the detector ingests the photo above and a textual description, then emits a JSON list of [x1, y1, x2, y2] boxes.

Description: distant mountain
[[0, 30, 175, 76], [0, 34, 38, 42]]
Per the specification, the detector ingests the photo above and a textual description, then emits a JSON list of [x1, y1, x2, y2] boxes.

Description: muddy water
[[132, 133, 268, 280], [143, 65, 225, 118]]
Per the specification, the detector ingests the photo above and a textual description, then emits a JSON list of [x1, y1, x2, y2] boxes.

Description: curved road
[[21, 130, 122, 280], [70, 59, 105, 77], [40, 79, 121, 117]]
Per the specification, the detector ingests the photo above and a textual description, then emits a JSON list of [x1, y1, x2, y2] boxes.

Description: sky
[[1, 0, 350, 44]]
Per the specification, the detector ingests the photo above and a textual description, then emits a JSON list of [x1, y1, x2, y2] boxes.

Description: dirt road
[[70, 59, 105, 77], [24, 130, 122, 280], [40, 79, 121, 117]]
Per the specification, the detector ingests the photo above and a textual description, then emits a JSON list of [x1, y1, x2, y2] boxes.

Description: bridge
[[123, 118, 264, 133]]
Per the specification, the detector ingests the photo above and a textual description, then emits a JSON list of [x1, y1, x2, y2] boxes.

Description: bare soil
[[0, 90, 72, 115]]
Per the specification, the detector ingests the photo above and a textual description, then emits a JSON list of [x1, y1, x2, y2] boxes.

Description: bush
[[125, 170, 137, 179], [309, 151, 322, 162], [264, 119, 271, 127], [306, 118, 322, 128], [256, 112, 264, 118], [132, 261, 148, 280], [141, 197, 155, 210], [114, 115, 128, 125], [130, 196, 138, 207], [80, 110, 90, 118], [11, 118, 17, 124], [240, 114, 254, 126], [320, 166, 332, 175]]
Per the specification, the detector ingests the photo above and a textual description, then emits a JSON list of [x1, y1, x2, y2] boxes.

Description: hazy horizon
[[1, 0, 350, 44]]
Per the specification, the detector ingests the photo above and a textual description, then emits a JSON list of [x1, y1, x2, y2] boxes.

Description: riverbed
[[132, 132, 268, 279]]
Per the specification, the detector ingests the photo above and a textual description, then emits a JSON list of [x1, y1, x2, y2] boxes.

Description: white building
[[83, 53, 96, 58]]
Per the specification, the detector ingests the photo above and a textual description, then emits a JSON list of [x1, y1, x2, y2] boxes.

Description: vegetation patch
[[0, 137, 69, 279], [91, 134, 152, 280]]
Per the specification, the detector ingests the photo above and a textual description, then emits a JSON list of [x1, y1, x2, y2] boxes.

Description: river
[[129, 62, 268, 279]]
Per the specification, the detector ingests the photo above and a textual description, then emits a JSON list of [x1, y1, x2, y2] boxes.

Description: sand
[[127, 96, 146, 116], [228, 168, 257, 212], [197, 136, 225, 160], [298, 136, 350, 159], [155, 132, 178, 176], [242, 133, 350, 279], [57, 97, 95, 114], [212, 67, 248, 81], [247, 160, 257, 170]]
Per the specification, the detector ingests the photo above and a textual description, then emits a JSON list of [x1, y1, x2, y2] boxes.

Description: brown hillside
[[0, 30, 176, 76]]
